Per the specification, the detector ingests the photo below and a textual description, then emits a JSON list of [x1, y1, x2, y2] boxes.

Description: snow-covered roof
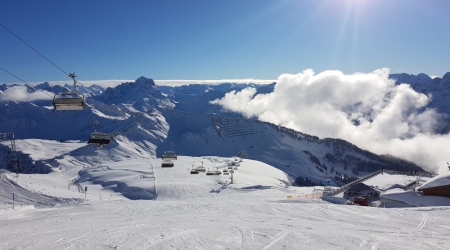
[[380, 188, 450, 206], [345, 183, 377, 192], [418, 171, 450, 190]]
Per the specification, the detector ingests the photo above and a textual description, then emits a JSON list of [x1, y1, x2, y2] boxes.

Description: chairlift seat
[[88, 132, 111, 144], [162, 151, 177, 160], [53, 92, 86, 110], [190, 169, 199, 174], [161, 160, 174, 168], [195, 166, 206, 172]]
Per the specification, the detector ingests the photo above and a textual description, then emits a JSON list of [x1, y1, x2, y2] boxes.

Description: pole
[[13, 193, 14, 210]]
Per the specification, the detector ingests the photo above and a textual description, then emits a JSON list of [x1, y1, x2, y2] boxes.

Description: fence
[[287, 193, 322, 199]]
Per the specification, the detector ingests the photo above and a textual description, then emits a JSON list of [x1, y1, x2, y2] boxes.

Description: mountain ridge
[[1, 72, 447, 184]]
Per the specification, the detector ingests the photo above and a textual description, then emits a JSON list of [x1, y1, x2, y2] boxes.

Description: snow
[[381, 188, 450, 207], [1, 139, 86, 161], [1, 141, 450, 249], [418, 171, 450, 189], [363, 172, 421, 191], [1, 77, 450, 249]]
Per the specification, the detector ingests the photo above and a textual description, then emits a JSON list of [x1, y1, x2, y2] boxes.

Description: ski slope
[[1, 152, 450, 249]]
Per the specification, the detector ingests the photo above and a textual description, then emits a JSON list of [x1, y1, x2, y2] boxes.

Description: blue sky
[[1, 0, 450, 83]]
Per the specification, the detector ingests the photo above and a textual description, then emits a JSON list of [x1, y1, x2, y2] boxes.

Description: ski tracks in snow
[[416, 212, 427, 230], [262, 231, 289, 250]]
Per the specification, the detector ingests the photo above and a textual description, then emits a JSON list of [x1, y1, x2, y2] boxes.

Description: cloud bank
[[0, 86, 53, 102], [211, 68, 450, 174]]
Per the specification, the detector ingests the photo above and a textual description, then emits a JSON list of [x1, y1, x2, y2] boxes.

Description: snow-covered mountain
[[2, 75, 450, 249], [0, 76, 426, 186], [389, 72, 450, 118]]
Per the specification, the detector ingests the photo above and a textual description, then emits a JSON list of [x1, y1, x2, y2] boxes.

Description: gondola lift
[[53, 73, 87, 110]]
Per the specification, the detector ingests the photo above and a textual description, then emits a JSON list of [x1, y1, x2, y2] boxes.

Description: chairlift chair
[[53, 73, 87, 110], [194, 161, 206, 172], [88, 132, 111, 145], [162, 151, 177, 160], [190, 169, 199, 174], [88, 121, 111, 147], [161, 160, 174, 168]]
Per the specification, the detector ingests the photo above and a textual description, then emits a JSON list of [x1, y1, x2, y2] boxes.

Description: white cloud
[[154, 79, 276, 86], [211, 68, 450, 174], [0, 86, 53, 101]]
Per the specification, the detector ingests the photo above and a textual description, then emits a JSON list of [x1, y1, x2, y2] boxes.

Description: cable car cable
[[0, 67, 54, 99], [0, 22, 95, 96], [0, 22, 69, 77], [0, 23, 106, 104]]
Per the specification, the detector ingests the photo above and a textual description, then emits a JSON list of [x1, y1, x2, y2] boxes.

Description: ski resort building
[[344, 183, 380, 197], [417, 172, 450, 198]]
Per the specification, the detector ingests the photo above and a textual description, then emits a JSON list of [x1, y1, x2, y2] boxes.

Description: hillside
[[0, 152, 449, 249], [0, 76, 424, 187]]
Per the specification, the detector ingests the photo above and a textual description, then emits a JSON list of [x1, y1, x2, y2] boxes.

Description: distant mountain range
[[1, 72, 448, 185]]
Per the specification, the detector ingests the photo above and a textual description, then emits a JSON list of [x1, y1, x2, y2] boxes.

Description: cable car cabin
[[161, 151, 177, 160], [88, 132, 111, 145], [53, 92, 87, 110], [161, 160, 174, 168]]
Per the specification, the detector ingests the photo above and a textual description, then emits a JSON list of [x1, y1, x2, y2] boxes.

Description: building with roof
[[344, 183, 380, 197], [417, 172, 450, 198]]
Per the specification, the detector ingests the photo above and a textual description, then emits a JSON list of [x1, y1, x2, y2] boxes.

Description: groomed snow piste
[[1, 150, 450, 249]]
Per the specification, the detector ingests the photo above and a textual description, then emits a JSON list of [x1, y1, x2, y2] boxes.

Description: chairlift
[[211, 167, 222, 175], [190, 169, 199, 174], [88, 132, 111, 145], [161, 160, 174, 168], [194, 161, 206, 172], [88, 121, 111, 147], [162, 151, 177, 160], [53, 73, 87, 110]]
